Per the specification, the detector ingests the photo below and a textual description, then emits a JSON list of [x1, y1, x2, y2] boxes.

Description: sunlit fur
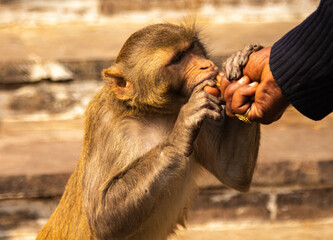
[[104, 23, 207, 117], [36, 23, 260, 240], [37, 23, 203, 240]]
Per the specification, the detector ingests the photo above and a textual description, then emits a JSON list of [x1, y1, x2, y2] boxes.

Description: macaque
[[37, 23, 260, 240]]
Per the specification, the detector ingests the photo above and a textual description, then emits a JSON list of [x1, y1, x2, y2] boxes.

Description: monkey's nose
[[200, 59, 214, 70]]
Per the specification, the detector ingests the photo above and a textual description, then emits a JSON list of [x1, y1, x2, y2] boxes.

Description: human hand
[[220, 47, 290, 124]]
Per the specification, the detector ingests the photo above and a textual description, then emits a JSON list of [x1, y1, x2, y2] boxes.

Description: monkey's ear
[[103, 67, 133, 100]]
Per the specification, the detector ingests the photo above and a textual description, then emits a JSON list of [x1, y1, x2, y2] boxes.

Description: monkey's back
[[36, 162, 93, 240]]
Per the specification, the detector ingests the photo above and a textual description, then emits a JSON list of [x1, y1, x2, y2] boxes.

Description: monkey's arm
[[193, 45, 261, 191], [87, 144, 189, 240], [194, 116, 260, 192], [82, 80, 221, 240]]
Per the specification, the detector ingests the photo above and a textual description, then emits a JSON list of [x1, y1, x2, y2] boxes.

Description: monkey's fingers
[[239, 44, 262, 67], [193, 79, 216, 95], [195, 107, 223, 123], [223, 50, 243, 80], [205, 92, 223, 108], [222, 44, 264, 81], [204, 98, 223, 113], [203, 71, 227, 97]]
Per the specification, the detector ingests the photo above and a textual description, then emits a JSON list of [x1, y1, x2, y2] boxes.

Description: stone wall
[[100, 0, 319, 15], [0, 0, 320, 24]]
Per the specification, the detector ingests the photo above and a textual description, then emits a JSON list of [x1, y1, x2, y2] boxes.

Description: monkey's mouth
[[198, 71, 219, 86], [186, 71, 219, 97]]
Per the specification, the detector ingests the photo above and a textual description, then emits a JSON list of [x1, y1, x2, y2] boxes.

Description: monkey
[[36, 23, 260, 240]]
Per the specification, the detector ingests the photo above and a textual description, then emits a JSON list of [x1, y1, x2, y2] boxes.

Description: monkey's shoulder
[[117, 115, 174, 148]]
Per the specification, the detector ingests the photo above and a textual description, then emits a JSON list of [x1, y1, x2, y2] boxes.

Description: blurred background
[[1, 0, 333, 239]]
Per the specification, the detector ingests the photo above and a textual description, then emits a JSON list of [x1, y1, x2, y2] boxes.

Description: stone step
[[1, 158, 333, 200], [1, 185, 333, 239]]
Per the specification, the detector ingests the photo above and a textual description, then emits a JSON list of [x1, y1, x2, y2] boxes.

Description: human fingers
[[247, 78, 289, 124], [224, 76, 251, 117], [217, 72, 230, 103], [231, 81, 258, 116]]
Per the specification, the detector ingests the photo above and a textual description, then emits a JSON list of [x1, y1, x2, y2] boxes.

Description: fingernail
[[238, 77, 246, 84], [249, 82, 258, 86]]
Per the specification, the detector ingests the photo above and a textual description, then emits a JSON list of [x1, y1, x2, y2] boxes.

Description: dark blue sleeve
[[269, 0, 333, 120]]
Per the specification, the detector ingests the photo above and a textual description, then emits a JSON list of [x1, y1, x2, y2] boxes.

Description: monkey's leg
[[222, 44, 263, 81]]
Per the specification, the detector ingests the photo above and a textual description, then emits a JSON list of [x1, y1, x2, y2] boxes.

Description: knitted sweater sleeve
[[269, 0, 333, 120]]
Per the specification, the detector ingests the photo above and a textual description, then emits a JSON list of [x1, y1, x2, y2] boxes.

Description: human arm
[[221, 47, 290, 124], [221, 0, 333, 123]]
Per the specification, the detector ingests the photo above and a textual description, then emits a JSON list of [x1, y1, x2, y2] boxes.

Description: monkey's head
[[103, 23, 219, 116]]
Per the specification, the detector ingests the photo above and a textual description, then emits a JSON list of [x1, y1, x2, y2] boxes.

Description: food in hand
[[203, 74, 221, 97]]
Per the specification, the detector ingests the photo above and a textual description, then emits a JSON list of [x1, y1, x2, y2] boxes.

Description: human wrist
[[243, 47, 272, 82]]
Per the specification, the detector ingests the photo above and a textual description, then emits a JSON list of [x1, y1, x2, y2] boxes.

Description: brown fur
[[37, 23, 260, 240]]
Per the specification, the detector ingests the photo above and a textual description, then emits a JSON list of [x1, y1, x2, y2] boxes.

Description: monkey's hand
[[222, 44, 264, 81], [169, 80, 223, 157]]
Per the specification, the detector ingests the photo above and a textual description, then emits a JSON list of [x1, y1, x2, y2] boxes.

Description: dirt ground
[[174, 219, 333, 240]]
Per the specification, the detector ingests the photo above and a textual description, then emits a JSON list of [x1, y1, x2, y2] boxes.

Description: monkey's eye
[[170, 51, 185, 65]]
